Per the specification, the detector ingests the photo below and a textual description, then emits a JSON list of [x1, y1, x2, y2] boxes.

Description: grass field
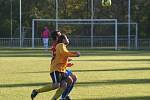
[[0, 48, 150, 100]]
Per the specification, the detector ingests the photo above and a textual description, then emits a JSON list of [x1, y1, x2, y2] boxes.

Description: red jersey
[[51, 41, 57, 61]]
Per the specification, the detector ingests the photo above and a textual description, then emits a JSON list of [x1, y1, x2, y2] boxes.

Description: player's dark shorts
[[50, 71, 68, 83], [50, 70, 73, 83]]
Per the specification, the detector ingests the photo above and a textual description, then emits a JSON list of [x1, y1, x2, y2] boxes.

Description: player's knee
[[67, 74, 77, 84], [52, 83, 60, 89], [72, 74, 77, 83], [66, 76, 73, 85]]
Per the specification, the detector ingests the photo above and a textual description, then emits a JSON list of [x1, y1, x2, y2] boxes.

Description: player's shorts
[[65, 70, 72, 77], [50, 71, 67, 83]]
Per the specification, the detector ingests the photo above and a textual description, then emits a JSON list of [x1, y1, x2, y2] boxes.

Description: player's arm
[[59, 43, 80, 57]]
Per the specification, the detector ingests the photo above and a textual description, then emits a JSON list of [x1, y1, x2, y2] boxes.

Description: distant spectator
[[41, 26, 50, 49]]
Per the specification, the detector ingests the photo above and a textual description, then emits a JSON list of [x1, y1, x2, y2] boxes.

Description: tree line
[[0, 0, 150, 38]]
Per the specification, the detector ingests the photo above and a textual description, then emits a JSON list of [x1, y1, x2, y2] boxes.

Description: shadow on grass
[[74, 59, 150, 62], [76, 79, 150, 86], [75, 96, 150, 100], [0, 82, 49, 88], [73, 67, 150, 72], [0, 78, 150, 88], [20, 67, 150, 74], [0, 54, 51, 57]]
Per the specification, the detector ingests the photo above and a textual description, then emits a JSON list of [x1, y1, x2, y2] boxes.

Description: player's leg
[[67, 73, 77, 95], [43, 38, 48, 49], [31, 71, 60, 100], [31, 84, 56, 100], [61, 70, 77, 99], [45, 38, 49, 49], [51, 72, 68, 100], [61, 76, 73, 100], [51, 80, 67, 100], [43, 38, 46, 48]]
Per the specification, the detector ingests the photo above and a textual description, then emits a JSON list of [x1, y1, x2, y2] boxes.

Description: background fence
[[0, 36, 150, 49]]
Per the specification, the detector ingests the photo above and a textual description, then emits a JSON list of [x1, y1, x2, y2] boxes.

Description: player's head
[[57, 34, 69, 45], [51, 31, 61, 41]]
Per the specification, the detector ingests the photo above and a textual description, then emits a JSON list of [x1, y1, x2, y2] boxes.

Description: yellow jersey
[[50, 43, 78, 73]]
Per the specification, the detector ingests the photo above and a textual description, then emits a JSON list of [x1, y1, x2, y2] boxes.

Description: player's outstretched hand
[[76, 51, 80, 57]]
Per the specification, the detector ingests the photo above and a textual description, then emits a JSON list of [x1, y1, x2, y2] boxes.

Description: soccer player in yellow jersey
[[51, 31, 78, 100], [31, 34, 80, 100]]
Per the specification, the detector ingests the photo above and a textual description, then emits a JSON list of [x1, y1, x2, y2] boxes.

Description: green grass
[[0, 49, 150, 100]]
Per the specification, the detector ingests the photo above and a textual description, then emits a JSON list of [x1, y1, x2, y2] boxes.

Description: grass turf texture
[[0, 48, 150, 100]]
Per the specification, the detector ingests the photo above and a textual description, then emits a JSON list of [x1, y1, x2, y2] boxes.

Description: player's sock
[[61, 82, 75, 99], [61, 84, 71, 98], [51, 87, 65, 100], [36, 84, 54, 93]]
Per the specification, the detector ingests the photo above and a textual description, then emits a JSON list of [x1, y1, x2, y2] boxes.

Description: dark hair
[[51, 31, 60, 41], [57, 34, 66, 43]]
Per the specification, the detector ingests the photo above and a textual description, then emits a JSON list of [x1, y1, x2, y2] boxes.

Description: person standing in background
[[41, 26, 50, 49]]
